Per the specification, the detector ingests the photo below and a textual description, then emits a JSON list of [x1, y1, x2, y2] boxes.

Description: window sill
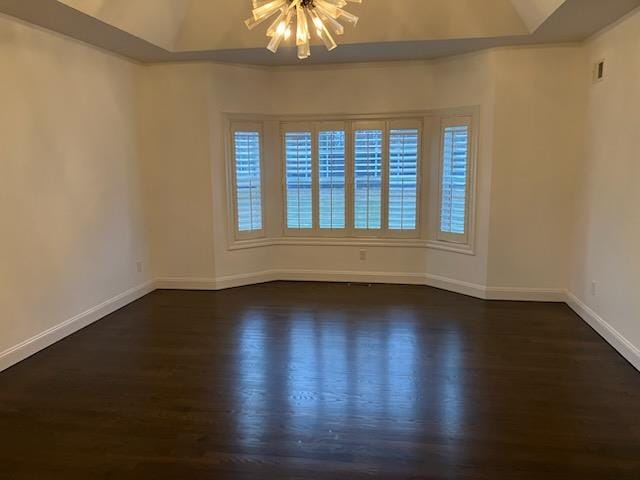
[[228, 237, 475, 255]]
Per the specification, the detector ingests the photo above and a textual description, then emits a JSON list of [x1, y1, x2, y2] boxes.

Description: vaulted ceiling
[[1, 0, 639, 64]]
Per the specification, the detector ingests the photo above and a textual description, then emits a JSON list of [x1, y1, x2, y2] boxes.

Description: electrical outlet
[[136, 261, 143, 273], [591, 281, 597, 296], [359, 249, 367, 261]]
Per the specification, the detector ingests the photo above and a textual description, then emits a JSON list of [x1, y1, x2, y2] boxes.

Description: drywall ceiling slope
[[0, 0, 168, 61], [509, 0, 567, 32], [57, 0, 190, 51], [0, 0, 639, 64]]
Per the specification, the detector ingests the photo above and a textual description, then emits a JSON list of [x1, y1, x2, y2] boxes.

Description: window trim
[[436, 115, 475, 246], [227, 121, 266, 241]]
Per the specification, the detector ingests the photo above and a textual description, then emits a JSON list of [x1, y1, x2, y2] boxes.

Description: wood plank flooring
[[1, 282, 639, 479]]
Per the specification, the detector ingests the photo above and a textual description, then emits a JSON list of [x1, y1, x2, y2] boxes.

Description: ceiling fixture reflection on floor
[[245, 0, 361, 60]]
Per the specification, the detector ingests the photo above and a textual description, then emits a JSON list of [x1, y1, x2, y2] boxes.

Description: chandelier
[[245, 0, 362, 60]]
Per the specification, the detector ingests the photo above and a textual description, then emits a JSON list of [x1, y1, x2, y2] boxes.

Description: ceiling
[[1, 0, 639, 65]]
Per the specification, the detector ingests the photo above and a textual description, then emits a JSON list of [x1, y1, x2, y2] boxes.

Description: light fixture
[[245, 0, 362, 60]]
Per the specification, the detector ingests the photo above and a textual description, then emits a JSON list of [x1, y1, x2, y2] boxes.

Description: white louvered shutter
[[285, 131, 314, 229], [440, 124, 470, 239], [354, 128, 383, 230], [388, 128, 419, 231], [233, 130, 263, 234], [318, 130, 346, 229]]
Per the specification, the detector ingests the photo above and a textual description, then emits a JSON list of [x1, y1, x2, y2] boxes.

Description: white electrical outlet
[[359, 249, 366, 261], [136, 261, 143, 273], [591, 281, 597, 296]]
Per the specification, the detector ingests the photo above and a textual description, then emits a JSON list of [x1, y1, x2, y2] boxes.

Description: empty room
[[1, 0, 640, 478]]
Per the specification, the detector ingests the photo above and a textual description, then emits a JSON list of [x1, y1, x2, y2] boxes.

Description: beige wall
[[0, 16, 151, 356], [136, 63, 217, 280], [136, 62, 275, 282], [569, 10, 640, 354], [487, 46, 585, 289]]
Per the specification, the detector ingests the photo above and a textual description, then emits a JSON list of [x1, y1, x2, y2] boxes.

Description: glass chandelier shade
[[245, 0, 362, 60]]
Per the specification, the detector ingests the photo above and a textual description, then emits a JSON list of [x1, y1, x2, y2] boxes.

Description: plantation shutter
[[318, 130, 346, 229], [388, 127, 419, 231], [353, 126, 383, 230], [233, 130, 263, 235], [439, 122, 470, 240], [285, 131, 314, 229]]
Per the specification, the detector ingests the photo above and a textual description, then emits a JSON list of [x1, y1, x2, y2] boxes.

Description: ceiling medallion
[[245, 0, 362, 59]]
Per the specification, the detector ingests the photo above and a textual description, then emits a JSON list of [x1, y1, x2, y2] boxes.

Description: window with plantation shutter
[[354, 128, 383, 230], [232, 129, 263, 237], [229, 112, 477, 249], [388, 128, 419, 231], [318, 130, 346, 229], [439, 122, 470, 241], [285, 131, 314, 229]]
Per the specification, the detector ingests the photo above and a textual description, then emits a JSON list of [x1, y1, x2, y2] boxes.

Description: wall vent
[[593, 60, 605, 83]]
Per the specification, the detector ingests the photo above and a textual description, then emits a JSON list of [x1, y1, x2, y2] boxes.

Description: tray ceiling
[[0, 0, 638, 64]]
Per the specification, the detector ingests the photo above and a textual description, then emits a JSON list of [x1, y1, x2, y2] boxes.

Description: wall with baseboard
[[137, 53, 497, 288], [136, 46, 587, 295], [567, 8, 640, 370], [1, 10, 639, 375], [265, 54, 495, 288], [0, 15, 152, 365], [487, 45, 585, 291]]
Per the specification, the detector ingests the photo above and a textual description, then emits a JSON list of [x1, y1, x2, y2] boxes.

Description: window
[[282, 119, 421, 237], [226, 111, 476, 251], [438, 118, 471, 243], [231, 127, 263, 238]]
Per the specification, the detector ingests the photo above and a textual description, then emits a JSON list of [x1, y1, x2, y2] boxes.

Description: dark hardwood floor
[[1, 282, 639, 479]]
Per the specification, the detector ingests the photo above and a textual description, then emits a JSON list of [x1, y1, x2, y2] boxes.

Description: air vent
[[593, 60, 605, 83]]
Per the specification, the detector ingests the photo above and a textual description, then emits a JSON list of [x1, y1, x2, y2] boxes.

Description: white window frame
[[436, 115, 474, 245], [227, 121, 266, 241]]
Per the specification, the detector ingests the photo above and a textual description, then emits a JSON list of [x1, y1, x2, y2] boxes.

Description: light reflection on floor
[[236, 310, 268, 445], [235, 306, 463, 450]]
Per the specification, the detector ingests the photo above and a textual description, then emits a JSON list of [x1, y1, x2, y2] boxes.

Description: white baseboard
[[565, 290, 640, 372], [154, 276, 218, 290], [0, 280, 155, 373], [155, 270, 565, 302], [485, 286, 567, 302], [3, 276, 636, 377], [155, 271, 278, 291]]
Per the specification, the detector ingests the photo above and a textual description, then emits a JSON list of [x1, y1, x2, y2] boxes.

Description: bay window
[[226, 110, 476, 251]]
